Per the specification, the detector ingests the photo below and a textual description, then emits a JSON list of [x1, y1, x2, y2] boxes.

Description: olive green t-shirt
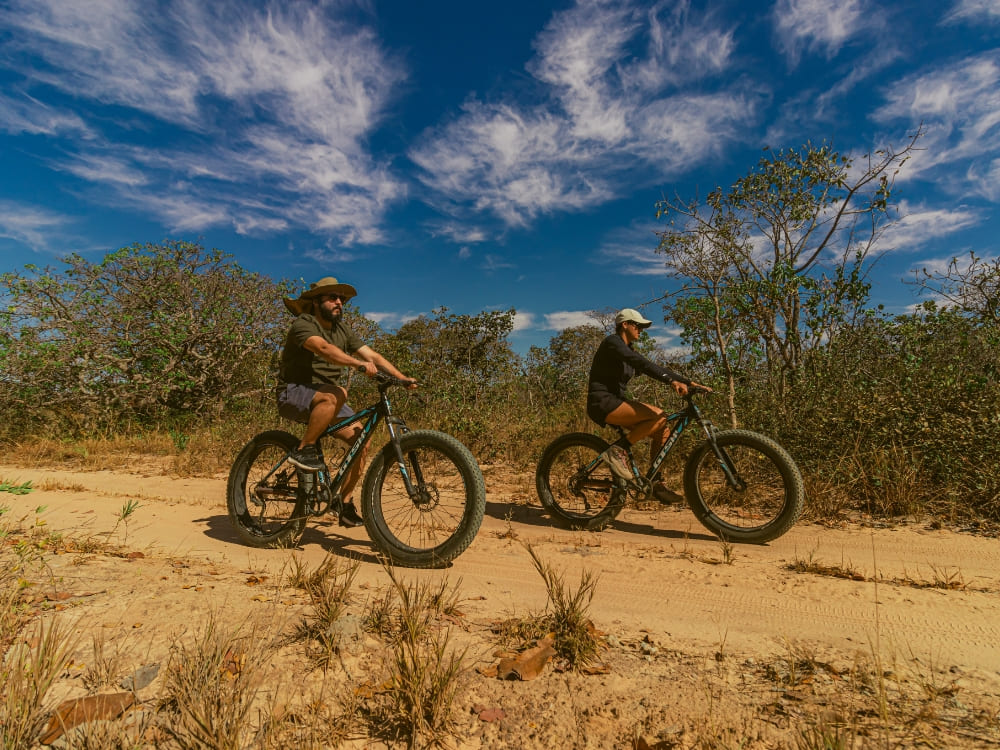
[[278, 314, 364, 387]]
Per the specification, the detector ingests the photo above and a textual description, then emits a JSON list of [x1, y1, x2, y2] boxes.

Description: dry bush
[[0, 618, 76, 749], [524, 543, 602, 668], [368, 567, 468, 749], [160, 615, 273, 750], [848, 443, 930, 519], [4, 434, 175, 471], [170, 407, 279, 477]]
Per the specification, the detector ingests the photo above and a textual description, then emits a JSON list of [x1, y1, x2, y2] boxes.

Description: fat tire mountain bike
[[227, 372, 486, 568], [536, 386, 804, 543]]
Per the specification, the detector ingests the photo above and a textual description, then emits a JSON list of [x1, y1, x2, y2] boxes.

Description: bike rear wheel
[[535, 432, 626, 531], [683, 429, 804, 543], [361, 430, 485, 568], [227, 430, 308, 548]]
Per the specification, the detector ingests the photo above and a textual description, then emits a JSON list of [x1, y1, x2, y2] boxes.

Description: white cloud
[[410, 103, 615, 227], [772, 0, 867, 66], [509, 309, 599, 333], [0, 200, 73, 252], [765, 44, 901, 138], [877, 202, 981, 253], [62, 155, 148, 187], [874, 51, 1000, 199], [0, 92, 94, 138], [512, 311, 535, 332], [430, 222, 488, 245], [482, 254, 516, 272], [967, 158, 1000, 202], [596, 221, 668, 276], [0, 0, 407, 244], [943, 0, 1000, 24], [544, 310, 596, 330], [625, 1, 736, 92], [409, 0, 755, 228], [364, 311, 419, 328]]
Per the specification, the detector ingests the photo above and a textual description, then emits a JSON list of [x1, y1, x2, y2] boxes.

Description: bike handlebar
[[682, 383, 713, 400], [357, 366, 417, 390]]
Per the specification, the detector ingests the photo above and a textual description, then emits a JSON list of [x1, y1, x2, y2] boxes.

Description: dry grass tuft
[[0, 618, 76, 748], [786, 549, 867, 581], [367, 566, 468, 749], [524, 542, 603, 668], [290, 555, 360, 669], [82, 630, 130, 692], [160, 614, 273, 750]]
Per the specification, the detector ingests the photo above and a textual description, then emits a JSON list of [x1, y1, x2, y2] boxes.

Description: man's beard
[[318, 306, 342, 323]]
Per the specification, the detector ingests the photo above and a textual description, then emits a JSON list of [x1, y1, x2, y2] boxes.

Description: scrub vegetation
[[2, 134, 998, 526]]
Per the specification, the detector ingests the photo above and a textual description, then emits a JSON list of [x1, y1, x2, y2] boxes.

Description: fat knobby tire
[[361, 430, 486, 568], [683, 429, 804, 544], [227, 430, 308, 548], [535, 432, 626, 531]]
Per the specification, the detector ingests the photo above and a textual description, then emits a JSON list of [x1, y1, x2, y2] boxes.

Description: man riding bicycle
[[588, 308, 710, 501], [277, 276, 416, 527]]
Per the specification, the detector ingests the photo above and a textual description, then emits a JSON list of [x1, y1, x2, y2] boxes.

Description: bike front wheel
[[227, 430, 308, 548], [361, 430, 485, 568], [683, 429, 804, 543], [535, 432, 626, 531]]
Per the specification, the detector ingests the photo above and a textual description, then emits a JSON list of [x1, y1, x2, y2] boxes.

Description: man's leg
[[280, 385, 345, 472], [607, 401, 682, 503], [333, 422, 365, 502], [300, 388, 347, 447], [599, 400, 667, 481]]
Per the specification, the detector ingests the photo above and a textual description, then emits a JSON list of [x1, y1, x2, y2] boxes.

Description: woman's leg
[[604, 400, 667, 447]]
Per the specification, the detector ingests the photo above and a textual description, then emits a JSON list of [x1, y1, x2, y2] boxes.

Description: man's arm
[[303, 336, 378, 376], [355, 345, 416, 385]]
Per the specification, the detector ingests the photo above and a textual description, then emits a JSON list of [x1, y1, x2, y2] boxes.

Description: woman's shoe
[[339, 501, 364, 528], [599, 444, 633, 480], [651, 483, 684, 504]]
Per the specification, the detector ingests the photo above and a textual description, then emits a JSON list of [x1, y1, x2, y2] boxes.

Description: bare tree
[[654, 129, 923, 422], [912, 251, 1000, 324]]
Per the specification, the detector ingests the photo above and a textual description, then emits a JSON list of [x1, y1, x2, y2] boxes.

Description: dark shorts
[[277, 383, 355, 424], [586, 390, 624, 427]]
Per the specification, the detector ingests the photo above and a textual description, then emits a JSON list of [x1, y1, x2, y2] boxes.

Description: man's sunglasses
[[319, 294, 348, 303]]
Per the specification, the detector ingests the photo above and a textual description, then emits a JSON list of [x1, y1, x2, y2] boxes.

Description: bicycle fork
[[698, 417, 746, 492], [386, 417, 431, 506]]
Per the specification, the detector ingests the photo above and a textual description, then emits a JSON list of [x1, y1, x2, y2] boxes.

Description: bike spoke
[[376, 446, 468, 552], [244, 447, 300, 534], [695, 444, 786, 529]]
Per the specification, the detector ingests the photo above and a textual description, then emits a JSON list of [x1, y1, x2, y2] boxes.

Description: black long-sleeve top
[[587, 334, 690, 402]]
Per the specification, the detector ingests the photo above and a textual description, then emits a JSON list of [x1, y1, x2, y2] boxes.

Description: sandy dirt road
[[3, 461, 998, 682]]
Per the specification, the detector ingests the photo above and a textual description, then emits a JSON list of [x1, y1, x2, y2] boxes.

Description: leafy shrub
[[0, 241, 293, 436]]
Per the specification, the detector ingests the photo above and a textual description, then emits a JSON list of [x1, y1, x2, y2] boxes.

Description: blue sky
[[1, 0, 997, 354]]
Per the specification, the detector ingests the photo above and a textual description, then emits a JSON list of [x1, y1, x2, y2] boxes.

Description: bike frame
[[605, 393, 743, 491], [259, 378, 420, 513]]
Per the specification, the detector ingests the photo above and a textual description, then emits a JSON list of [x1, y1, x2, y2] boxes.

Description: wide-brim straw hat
[[283, 276, 358, 315]]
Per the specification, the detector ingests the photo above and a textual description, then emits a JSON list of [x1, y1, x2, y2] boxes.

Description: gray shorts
[[277, 383, 355, 424]]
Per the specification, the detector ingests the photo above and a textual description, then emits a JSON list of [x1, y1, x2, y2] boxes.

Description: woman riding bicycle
[[588, 308, 710, 500]]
